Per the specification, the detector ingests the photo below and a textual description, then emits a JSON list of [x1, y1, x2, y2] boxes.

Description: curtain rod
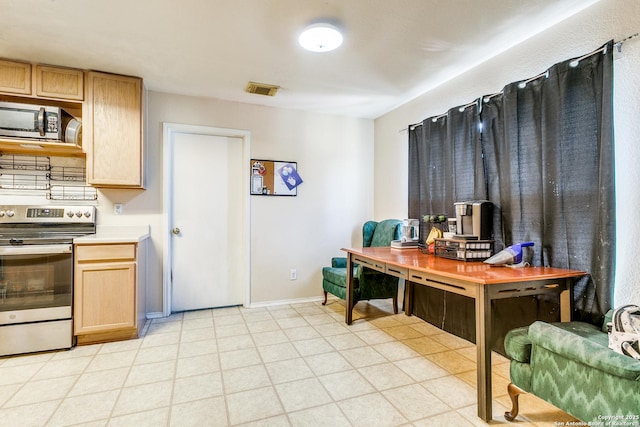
[[399, 33, 638, 134], [615, 32, 638, 51], [562, 32, 637, 66], [403, 99, 477, 132]]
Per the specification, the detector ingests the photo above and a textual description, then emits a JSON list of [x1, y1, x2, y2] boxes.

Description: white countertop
[[74, 225, 150, 244]]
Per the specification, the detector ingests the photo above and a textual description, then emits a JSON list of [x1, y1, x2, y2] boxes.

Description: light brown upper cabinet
[[0, 60, 85, 156], [84, 71, 144, 188], [0, 59, 145, 182], [35, 65, 84, 101], [0, 60, 84, 101], [0, 59, 32, 95]]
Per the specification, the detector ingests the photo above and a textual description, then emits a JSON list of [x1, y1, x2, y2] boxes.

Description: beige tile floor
[[0, 298, 579, 426]]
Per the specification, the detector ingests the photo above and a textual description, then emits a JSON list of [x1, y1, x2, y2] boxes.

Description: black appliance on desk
[[432, 200, 494, 261], [454, 200, 493, 240]]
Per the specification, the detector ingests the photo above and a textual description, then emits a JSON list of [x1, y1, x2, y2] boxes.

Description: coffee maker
[[401, 219, 419, 242], [454, 200, 493, 240], [391, 219, 420, 248]]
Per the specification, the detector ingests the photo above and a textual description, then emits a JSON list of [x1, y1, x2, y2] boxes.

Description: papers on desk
[[391, 239, 419, 249]]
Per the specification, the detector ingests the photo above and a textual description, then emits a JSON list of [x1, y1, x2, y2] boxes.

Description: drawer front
[[409, 271, 430, 285], [76, 244, 136, 262], [409, 270, 476, 298], [352, 255, 385, 272], [385, 265, 408, 279]]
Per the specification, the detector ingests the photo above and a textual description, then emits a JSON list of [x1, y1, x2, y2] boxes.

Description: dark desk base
[[411, 285, 562, 356]]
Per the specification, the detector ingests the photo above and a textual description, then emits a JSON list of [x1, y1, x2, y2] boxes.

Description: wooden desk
[[341, 247, 586, 422]]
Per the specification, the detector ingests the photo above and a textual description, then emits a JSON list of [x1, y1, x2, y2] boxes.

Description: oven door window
[[0, 250, 72, 311]]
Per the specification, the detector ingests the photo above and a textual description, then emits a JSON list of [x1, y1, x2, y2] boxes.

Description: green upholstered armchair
[[503, 311, 640, 423], [321, 219, 402, 313]]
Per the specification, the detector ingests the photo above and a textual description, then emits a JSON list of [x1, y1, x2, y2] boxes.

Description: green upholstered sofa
[[504, 311, 640, 423], [322, 219, 402, 313]]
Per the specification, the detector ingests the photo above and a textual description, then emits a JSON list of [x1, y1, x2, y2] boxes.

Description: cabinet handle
[[172, 227, 181, 235], [37, 107, 46, 136]]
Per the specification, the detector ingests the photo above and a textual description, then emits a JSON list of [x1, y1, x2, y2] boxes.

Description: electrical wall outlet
[[289, 269, 297, 280], [114, 203, 123, 215]]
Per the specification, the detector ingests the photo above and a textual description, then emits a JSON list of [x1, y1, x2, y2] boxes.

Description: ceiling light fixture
[[298, 23, 343, 53]]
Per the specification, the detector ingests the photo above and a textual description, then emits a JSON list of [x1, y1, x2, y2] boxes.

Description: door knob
[[172, 227, 181, 235]]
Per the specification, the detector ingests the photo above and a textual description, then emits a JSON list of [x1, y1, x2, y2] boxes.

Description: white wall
[[374, 0, 640, 306], [5, 0, 635, 315], [96, 92, 374, 312]]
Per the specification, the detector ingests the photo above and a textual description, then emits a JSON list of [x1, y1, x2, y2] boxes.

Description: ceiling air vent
[[245, 81, 279, 96]]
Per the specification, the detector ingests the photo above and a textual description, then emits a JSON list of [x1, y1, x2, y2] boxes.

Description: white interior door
[[168, 130, 245, 312]]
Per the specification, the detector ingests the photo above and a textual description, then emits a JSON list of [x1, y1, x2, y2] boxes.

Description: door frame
[[162, 123, 251, 317]]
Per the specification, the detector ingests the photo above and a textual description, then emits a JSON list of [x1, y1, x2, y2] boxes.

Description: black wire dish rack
[[0, 154, 97, 200]]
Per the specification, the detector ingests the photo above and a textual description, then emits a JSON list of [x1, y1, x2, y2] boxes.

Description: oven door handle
[[0, 244, 72, 256]]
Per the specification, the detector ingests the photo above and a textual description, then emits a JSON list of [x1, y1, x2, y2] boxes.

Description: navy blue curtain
[[408, 102, 484, 221], [408, 102, 487, 341], [482, 41, 615, 323], [409, 41, 615, 325]]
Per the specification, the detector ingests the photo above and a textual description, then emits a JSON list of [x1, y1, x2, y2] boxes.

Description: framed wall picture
[[250, 159, 303, 196]]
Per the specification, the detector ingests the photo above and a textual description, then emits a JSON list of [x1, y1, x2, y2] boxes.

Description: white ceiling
[[0, 0, 599, 119]]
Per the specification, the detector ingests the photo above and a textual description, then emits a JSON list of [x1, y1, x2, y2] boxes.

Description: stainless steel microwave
[[0, 101, 81, 144]]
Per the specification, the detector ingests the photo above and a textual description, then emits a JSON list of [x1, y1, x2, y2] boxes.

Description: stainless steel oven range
[[0, 205, 95, 357]]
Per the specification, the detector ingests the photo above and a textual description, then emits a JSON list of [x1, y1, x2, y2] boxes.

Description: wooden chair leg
[[322, 291, 328, 305], [505, 382, 526, 421], [392, 295, 398, 314]]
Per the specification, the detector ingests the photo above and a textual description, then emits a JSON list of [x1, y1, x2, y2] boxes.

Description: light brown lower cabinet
[[74, 242, 146, 345]]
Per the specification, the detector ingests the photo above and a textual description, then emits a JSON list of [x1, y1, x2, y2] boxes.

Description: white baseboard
[[144, 296, 326, 319], [248, 296, 325, 309], [145, 312, 164, 319]]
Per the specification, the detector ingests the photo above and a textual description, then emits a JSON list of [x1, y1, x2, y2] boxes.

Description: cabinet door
[[74, 261, 136, 334], [85, 71, 143, 188], [0, 59, 31, 95], [35, 65, 84, 100]]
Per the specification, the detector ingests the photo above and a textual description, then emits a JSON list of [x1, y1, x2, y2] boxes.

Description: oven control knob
[[84, 211, 92, 218], [76, 211, 83, 218], [6, 210, 14, 217], [0, 211, 4, 217], [66, 211, 75, 218]]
